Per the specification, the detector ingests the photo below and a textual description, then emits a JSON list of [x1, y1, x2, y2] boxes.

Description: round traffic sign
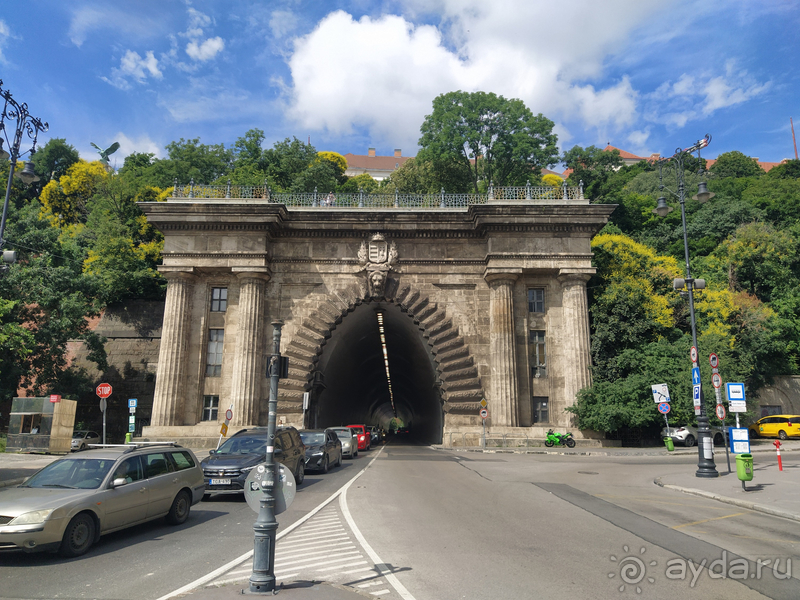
[[690, 346, 698, 363], [225, 409, 233, 422], [658, 402, 670, 414], [709, 353, 719, 368], [96, 383, 112, 398], [712, 373, 722, 389], [479, 408, 488, 419], [715, 404, 726, 420]]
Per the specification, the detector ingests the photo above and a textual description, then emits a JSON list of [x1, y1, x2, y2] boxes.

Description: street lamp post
[[250, 320, 284, 593], [653, 134, 718, 478], [0, 80, 48, 271]]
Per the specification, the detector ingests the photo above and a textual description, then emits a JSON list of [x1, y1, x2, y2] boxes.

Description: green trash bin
[[736, 453, 754, 481], [664, 437, 674, 452]]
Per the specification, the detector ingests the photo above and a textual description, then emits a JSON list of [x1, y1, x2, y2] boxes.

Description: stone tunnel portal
[[308, 302, 443, 444]]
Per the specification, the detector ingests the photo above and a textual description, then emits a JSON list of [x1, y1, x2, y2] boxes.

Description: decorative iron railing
[[170, 179, 585, 207]]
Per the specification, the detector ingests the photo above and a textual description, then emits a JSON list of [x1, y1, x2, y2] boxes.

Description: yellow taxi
[[748, 415, 800, 440]]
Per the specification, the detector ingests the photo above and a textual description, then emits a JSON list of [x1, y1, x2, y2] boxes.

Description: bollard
[[774, 440, 783, 471]]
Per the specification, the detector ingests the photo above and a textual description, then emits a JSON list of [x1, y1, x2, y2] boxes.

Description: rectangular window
[[206, 330, 224, 377], [529, 330, 546, 378], [532, 397, 549, 424], [211, 287, 227, 312], [202, 395, 219, 421], [528, 288, 545, 313]]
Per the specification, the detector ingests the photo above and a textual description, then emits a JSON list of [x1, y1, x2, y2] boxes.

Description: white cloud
[[283, 2, 666, 151], [0, 19, 13, 63], [102, 50, 162, 89], [114, 132, 163, 160], [186, 37, 225, 61], [270, 10, 300, 39], [645, 61, 771, 128], [68, 6, 159, 47]]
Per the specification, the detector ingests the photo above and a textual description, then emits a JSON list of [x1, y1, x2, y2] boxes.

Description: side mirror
[[111, 478, 128, 488], [208, 449, 216, 455]]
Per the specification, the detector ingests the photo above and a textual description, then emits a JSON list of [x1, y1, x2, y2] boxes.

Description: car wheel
[[166, 490, 191, 525], [321, 456, 329, 474], [295, 462, 305, 485], [79, 443, 86, 451], [684, 435, 696, 447], [779, 430, 788, 440], [336, 452, 342, 468], [713, 433, 724, 446], [750, 429, 759, 439], [60, 513, 95, 557]]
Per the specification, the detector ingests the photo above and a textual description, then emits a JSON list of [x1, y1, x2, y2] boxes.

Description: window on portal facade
[[529, 330, 546, 379], [206, 329, 224, 377]]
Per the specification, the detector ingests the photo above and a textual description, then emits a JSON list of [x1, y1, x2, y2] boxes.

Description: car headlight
[[9, 509, 55, 525]]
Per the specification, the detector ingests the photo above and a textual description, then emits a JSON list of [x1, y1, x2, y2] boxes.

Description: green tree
[[39, 160, 109, 224], [262, 137, 317, 191], [418, 90, 558, 193], [562, 145, 624, 201], [710, 151, 765, 178], [766, 159, 800, 179], [338, 173, 379, 193], [32, 138, 80, 185]]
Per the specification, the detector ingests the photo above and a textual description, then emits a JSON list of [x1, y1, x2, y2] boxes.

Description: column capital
[[157, 267, 197, 282], [484, 268, 522, 286], [557, 268, 595, 285], [233, 267, 272, 283]]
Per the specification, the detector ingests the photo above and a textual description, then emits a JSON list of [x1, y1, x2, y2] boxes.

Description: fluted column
[[151, 271, 196, 426], [229, 271, 270, 426], [485, 271, 520, 427], [558, 270, 594, 410]]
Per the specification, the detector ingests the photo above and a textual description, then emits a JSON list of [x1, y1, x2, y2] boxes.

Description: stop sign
[[96, 383, 113, 398]]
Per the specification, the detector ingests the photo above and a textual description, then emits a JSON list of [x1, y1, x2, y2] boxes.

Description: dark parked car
[[201, 426, 306, 497], [368, 426, 383, 445], [329, 427, 358, 458], [299, 429, 342, 473], [0, 443, 204, 556]]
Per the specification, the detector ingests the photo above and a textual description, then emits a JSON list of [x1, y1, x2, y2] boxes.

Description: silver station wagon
[[0, 443, 205, 557]]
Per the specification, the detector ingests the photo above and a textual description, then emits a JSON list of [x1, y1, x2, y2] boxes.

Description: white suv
[[662, 425, 725, 447]]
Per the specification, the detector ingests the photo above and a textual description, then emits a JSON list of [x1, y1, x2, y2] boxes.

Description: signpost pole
[[250, 320, 283, 594]]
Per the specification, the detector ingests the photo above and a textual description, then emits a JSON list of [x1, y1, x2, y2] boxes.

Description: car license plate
[[210, 478, 231, 485]]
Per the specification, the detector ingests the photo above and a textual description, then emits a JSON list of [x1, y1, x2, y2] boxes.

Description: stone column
[[485, 271, 520, 427], [229, 270, 271, 426], [151, 270, 196, 427], [558, 270, 594, 411]]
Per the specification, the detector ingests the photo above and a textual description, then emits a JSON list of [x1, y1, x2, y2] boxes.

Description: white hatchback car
[[661, 425, 725, 447]]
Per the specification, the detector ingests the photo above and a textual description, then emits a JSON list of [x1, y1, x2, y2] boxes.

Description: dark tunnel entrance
[[306, 302, 443, 444]]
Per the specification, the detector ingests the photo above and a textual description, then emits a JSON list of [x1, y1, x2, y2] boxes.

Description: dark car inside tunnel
[[306, 302, 443, 444]]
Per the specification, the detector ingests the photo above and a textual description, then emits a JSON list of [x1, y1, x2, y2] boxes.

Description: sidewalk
[[655, 446, 800, 524]]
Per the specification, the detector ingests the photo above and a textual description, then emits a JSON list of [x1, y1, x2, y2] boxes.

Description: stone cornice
[[164, 252, 269, 259]]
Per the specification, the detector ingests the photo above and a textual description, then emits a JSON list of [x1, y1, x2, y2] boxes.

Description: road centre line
[[672, 512, 746, 529], [156, 448, 386, 600]]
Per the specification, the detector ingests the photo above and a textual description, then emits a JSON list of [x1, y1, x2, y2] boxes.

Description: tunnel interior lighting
[[375, 310, 396, 416]]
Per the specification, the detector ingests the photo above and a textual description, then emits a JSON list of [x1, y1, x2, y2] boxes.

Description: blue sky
[[1, 1, 798, 168]]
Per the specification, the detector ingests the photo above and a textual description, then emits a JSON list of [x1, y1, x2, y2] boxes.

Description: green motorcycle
[[544, 429, 576, 448]]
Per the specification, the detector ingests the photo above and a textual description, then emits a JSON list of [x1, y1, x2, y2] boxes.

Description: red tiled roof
[[604, 145, 646, 160], [704, 158, 789, 173], [343, 153, 414, 171]]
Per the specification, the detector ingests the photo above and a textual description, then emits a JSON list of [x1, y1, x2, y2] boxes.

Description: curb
[[653, 476, 800, 524]]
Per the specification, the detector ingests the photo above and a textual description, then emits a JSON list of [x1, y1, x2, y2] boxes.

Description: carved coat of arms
[[357, 233, 399, 296]]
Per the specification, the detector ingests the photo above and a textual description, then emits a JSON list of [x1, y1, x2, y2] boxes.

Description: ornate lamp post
[[0, 80, 48, 271], [653, 134, 718, 478], [250, 320, 284, 593]]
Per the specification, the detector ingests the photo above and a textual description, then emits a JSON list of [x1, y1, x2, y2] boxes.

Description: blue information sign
[[691, 367, 701, 386], [128, 398, 138, 409], [729, 427, 750, 454]]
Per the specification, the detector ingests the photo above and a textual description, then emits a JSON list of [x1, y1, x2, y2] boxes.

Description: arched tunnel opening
[[307, 301, 443, 444]]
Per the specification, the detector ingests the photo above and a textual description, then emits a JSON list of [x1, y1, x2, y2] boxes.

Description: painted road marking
[[672, 512, 746, 529]]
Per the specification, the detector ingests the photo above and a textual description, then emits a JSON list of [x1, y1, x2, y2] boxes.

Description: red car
[[347, 424, 371, 451]]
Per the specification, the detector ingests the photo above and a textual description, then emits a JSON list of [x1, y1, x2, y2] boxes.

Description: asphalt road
[[2, 441, 799, 600]]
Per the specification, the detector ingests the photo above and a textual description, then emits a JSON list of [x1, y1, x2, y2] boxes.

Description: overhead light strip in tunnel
[[376, 310, 396, 416]]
